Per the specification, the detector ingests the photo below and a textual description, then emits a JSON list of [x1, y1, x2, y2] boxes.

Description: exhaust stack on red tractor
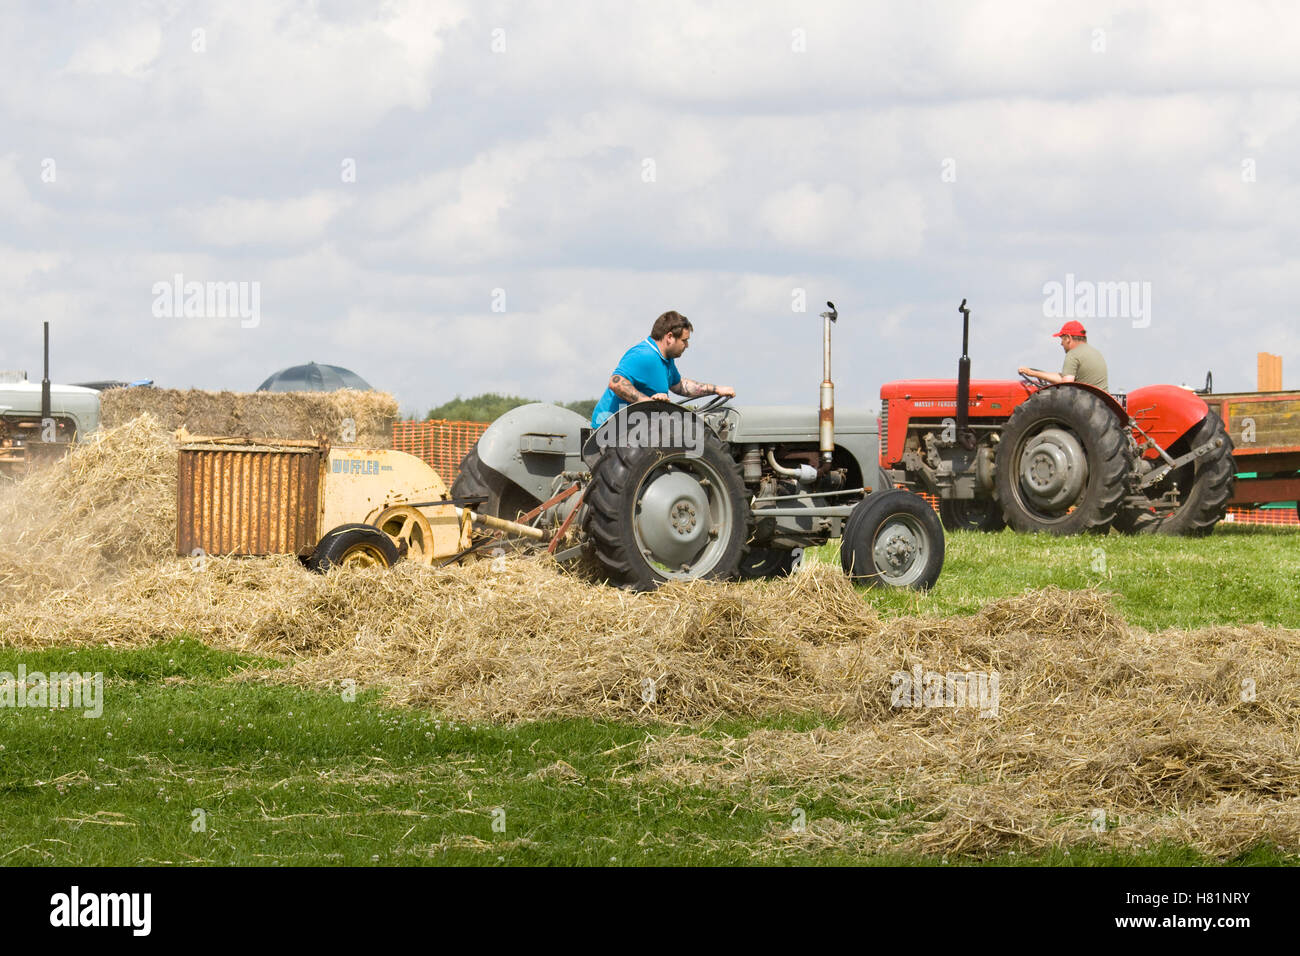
[[955, 299, 971, 445]]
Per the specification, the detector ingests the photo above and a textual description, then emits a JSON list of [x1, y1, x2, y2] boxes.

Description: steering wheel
[[694, 393, 734, 413], [677, 393, 733, 412], [1019, 371, 1040, 389]]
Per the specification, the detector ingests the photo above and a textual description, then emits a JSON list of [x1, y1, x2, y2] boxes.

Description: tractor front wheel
[[840, 489, 945, 590]]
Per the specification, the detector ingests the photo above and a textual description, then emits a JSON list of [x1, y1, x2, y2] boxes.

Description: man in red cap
[[1017, 320, 1108, 390]]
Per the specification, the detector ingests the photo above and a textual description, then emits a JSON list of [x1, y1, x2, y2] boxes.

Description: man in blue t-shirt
[[590, 311, 736, 427]]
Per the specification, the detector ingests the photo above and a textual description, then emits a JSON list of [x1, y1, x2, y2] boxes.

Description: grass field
[[807, 522, 1300, 630], [3, 524, 1297, 867]]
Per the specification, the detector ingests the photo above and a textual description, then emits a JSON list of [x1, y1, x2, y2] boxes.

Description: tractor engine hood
[[725, 404, 878, 442]]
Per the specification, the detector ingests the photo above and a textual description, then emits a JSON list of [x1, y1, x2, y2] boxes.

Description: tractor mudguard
[[581, 399, 711, 468], [1123, 384, 1209, 458], [1040, 381, 1129, 422], [473, 402, 590, 504]]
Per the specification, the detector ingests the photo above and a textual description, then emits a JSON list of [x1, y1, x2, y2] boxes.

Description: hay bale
[[100, 388, 396, 448]]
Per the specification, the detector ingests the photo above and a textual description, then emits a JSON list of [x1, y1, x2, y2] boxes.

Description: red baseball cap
[[1053, 320, 1087, 337]]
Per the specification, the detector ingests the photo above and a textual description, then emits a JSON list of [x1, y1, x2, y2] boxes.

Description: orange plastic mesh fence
[[391, 420, 490, 484], [1224, 506, 1299, 527], [917, 494, 1294, 528]]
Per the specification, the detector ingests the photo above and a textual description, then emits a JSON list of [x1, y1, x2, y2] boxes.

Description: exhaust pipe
[[819, 301, 837, 464], [956, 299, 971, 444], [41, 321, 51, 426]]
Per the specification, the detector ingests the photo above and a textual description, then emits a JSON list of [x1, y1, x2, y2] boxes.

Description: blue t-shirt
[[591, 337, 682, 426]]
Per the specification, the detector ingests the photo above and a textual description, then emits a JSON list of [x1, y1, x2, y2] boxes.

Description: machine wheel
[[451, 448, 539, 522], [938, 496, 1006, 532], [376, 506, 434, 563], [583, 432, 748, 591], [994, 387, 1132, 534], [307, 523, 401, 572], [738, 547, 799, 579], [840, 489, 944, 590], [1114, 411, 1234, 537]]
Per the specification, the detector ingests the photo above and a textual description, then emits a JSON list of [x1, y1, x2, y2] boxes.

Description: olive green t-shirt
[[1062, 341, 1108, 391]]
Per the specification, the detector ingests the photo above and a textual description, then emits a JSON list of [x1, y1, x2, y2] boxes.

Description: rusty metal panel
[[1225, 397, 1300, 454], [177, 443, 324, 556]]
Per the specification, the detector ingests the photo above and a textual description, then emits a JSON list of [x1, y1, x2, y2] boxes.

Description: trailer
[[176, 436, 480, 569], [1203, 391, 1300, 515]]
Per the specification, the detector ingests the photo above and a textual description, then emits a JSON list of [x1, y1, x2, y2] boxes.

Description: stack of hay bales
[[99, 388, 397, 448]]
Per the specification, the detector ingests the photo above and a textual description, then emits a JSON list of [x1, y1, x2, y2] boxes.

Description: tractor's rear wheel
[[738, 547, 799, 579], [840, 489, 945, 590], [583, 432, 748, 591], [1114, 410, 1234, 536], [994, 387, 1132, 534], [451, 448, 540, 522], [938, 496, 1006, 532]]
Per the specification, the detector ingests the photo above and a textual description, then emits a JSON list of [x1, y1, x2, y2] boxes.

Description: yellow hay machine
[[175, 436, 535, 570]]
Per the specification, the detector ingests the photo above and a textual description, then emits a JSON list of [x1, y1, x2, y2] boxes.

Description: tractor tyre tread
[[993, 386, 1132, 535], [582, 430, 747, 591], [938, 497, 1007, 533], [451, 447, 542, 522], [1124, 411, 1235, 537], [840, 489, 945, 590]]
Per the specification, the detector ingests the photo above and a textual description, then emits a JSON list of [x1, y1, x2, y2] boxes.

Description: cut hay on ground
[[1, 416, 1298, 858], [100, 387, 397, 448], [0, 414, 177, 599]]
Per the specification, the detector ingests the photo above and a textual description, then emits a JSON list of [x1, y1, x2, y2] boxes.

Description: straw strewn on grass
[[0, 415, 1297, 858], [0, 415, 178, 598]]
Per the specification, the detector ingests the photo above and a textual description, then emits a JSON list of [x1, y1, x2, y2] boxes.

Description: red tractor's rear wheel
[[993, 386, 1133, 535], [1113, 410, 1234, 536]]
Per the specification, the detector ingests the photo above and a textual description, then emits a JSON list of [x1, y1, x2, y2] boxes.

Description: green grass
[[3, 639, 1292, 867], [4, 527, 1298, 866], [808, 523, 1300, 631]]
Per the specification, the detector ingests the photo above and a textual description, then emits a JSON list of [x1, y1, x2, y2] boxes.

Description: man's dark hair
[[651, 311, 693, 340], [1067, 333, 1087, 342]]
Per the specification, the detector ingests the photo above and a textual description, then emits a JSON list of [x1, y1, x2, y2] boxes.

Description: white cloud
[[64, 21, 162, 78], [3, 0, 1300, 411], [180, 192, 350, 247], [756, 181, 926, 257], [0, 154, 51, 226]]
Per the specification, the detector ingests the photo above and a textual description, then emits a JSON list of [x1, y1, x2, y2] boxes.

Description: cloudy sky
[[2, 0, 1297, 416]]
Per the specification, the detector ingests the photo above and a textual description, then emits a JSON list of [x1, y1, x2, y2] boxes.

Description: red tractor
[[880, 300, 1235, 536]]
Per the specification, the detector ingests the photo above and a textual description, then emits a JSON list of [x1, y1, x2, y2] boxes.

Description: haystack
[[100, 387, 396, 447]]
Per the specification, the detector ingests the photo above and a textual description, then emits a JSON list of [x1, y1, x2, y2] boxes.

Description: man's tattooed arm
[[610, 374, 651, 403], [671, 379, 717, 398]]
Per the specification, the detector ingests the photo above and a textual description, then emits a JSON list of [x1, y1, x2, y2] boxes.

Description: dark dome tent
[[256, 362, 372, 392]]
